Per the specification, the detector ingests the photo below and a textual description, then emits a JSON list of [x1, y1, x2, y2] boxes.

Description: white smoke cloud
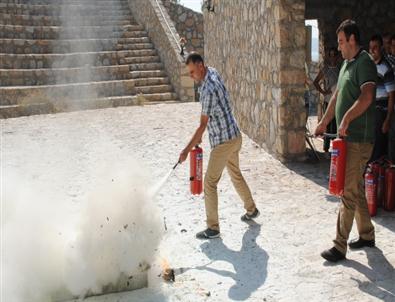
[[2, 160, 164, 302]]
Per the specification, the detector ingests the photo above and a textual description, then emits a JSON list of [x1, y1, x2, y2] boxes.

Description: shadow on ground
[[285, 150, 330, 190], [345, 248, 395, 301], [194, 222, 268, 301]]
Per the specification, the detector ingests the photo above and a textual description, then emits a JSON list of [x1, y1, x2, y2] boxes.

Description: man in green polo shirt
[[315, 19, 377, 262]]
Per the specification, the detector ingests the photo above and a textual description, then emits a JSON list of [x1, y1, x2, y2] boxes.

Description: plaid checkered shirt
[[198, 67, 240, 148]]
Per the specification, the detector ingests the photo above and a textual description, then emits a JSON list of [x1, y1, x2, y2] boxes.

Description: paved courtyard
[[2, 103, 395, 302]]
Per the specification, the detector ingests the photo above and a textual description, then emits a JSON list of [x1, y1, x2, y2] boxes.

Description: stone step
[[0, 103, 54, 118], [134, 84, 173, 94], [0, 2, 129, 8], [119, 31, 148, 38], [0, 65, 129, 86], [115, 43, 155, 51], [0, 93, 177, 119], [0, 50, 158, 69], [123, 55, 160, 64], [0, 80, 135, 105], [0, 3, 132, 17], [0, 64, 168, 85], [0, 13, 134, 26], [129, 62, 163, 71], [0, 0, 129, 4], [50, 92, 178, 114], [0, 24, 145, 39], [133, 77, 169, 86], [0, 38, 154, 54], [0, 79, 173, 106], [116, 37, 150, 44], [130, 70, 167, 79]]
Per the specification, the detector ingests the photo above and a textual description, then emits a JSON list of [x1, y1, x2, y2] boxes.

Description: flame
[[160, 257, 174, 282], [160, 257, 170, 270]]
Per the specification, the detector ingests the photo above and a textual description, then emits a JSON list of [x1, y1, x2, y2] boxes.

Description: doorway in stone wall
[[304, 19, 323, 159], [305, 19, 320, 118]]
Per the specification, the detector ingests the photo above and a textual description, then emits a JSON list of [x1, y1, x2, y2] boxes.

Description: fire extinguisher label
[[331, 149, 339, 157], [196, 153, 203, 181]]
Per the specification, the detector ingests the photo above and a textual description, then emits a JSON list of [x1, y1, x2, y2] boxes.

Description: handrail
[[154, 0, 182, 51]]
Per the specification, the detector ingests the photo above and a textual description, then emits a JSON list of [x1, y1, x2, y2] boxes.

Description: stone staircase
[[0, 0, 178, 118]]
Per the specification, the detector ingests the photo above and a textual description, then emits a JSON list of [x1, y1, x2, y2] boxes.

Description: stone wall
[[162, 0, 204, 57], [204, 0, 306, 161], [128, 0, 195, 102], [306, 0, 395, 55]]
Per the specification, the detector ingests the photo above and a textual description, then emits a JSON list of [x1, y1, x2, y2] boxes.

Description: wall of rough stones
[[204, 0, 306, 161], [305, 0, 395, 56], [162, 0, 204, 57], [128, 0, 195, 102]]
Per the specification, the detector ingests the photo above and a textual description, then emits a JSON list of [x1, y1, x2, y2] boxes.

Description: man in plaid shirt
[[178, 53, 259, 239]]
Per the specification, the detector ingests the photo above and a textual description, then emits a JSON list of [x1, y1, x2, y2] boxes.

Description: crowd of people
[[178, 19, 391, 264], [313, 27, 395, 163]]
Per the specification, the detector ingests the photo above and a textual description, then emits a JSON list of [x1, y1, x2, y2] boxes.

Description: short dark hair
[[336, 19, 360, 44], [369, 34, 383, 47], [185, 52, 204, 65]]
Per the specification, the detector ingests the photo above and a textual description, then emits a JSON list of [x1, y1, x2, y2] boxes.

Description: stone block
[[180, 75, 194, 88], [287, 130, 306, 154], [279, 70, 305, 86]]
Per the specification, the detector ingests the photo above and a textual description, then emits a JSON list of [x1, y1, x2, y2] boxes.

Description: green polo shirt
[[336, 49, 377, 143]]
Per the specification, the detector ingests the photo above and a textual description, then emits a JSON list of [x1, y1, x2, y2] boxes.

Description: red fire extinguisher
[[329, 138, 347, 196], [384, 164, 395, 211], [190, 145, 203, 195], [371, 160, 386, 207], [364, 165, 377, 216]]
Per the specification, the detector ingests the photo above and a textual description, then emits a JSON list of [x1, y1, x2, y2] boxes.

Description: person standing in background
[[368, 34, 395, 162], [387, 34, 395, 163], [313, 47, 341, 154]]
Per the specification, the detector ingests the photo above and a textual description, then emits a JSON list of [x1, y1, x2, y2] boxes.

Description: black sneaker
[[241, 208, 260, 222], [196, 228, 220, 239], [321, 247, 346, 262], [348, 237, 375, 249]]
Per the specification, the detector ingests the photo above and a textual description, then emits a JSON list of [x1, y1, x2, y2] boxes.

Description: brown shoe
[[348, 238, 375, 249], [321, 247, 346, 262]]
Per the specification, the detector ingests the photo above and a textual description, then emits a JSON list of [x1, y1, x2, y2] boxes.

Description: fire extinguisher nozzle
[[173, 161, 180, 170]]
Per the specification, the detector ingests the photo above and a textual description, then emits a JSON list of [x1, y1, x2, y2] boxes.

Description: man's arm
[[338, 83, 376, 137], [314, 88, 338, 136], [383, 91, 394, 133], [178, 114, 209, 163]]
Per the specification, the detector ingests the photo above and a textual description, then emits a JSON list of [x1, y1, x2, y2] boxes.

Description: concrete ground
[[2, 103, 395, 302]]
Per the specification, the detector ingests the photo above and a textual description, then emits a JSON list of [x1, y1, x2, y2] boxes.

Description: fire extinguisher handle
[[323, 133, 337, 139]]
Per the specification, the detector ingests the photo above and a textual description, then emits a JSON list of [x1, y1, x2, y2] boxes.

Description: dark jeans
[[369, 108, 388, 163], [322, 101, 337, 152]]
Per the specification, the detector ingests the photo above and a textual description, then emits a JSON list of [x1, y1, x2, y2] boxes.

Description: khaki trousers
[[204, 136, 256, 231], [334, 142, 375, 254]]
